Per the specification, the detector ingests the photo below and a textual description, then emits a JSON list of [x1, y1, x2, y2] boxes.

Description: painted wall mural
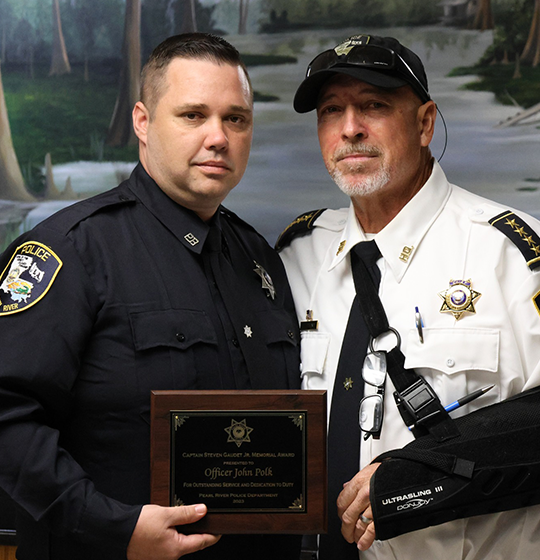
[[0, 0, 540, 252]]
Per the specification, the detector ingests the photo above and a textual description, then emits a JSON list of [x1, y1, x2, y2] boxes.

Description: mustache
[[333, 144, 382, 162]]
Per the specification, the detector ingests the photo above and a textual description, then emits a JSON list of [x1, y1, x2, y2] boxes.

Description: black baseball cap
[[293, 34, 430, 113]]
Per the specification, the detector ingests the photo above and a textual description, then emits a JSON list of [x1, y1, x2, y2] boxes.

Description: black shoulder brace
[[489, 210, 540, 270], [275, 209, 326, 251], [370, 385, 540, 540]]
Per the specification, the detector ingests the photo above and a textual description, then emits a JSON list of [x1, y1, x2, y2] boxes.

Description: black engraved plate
[[171, 411, 306, 512]]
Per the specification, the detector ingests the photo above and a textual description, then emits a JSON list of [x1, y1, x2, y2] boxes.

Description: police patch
[[0, 242, 62, 315]]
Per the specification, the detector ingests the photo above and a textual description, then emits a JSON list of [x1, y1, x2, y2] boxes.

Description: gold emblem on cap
[[335, 43, 354, 56], [438, 279, 481, 320], [334, 35, 370, 56]]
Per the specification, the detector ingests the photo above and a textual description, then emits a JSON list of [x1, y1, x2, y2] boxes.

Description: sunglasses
[[306, 44, 430, 103]]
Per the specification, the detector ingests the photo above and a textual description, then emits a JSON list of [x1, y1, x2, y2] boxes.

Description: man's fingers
[[168, 505, 222, 557], [167, 503, 208, 526], [353, 505, 374, 543], [176, 532, 222, 556], [357, 522, 376, 551]]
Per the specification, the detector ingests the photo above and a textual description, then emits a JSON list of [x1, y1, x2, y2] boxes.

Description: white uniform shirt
[[280, 162, 540, 560]]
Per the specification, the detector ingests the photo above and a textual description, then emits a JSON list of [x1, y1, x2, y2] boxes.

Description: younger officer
[[0, 34, 301, 560], [279, 34, 540, 560]]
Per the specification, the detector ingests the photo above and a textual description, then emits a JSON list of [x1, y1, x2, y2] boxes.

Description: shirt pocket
[[130, 308, 218, 390], [255, 308, 301, 388], [404, 327, 500, 412], [404, 327, 499, 375]]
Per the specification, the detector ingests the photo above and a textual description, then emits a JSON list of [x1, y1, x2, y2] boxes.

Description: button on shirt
[[280, 161, 540, 560]]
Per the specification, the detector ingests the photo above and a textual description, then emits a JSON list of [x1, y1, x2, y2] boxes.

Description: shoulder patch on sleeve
[[0, 242, 63, 316], [275, 209, 326, 252], [489, 210, 540, 270]]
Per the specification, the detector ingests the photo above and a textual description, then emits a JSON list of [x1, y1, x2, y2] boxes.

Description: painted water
[[4, 26, 540, 247]]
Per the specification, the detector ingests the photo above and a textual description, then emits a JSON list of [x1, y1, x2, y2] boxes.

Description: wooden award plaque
[[150, 390, 327, 534]]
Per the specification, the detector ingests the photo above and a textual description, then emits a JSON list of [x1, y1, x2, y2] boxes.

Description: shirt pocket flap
[[405, 327, 499, 375], [255, 308, 299, 346], [130, 309, 217, 351]]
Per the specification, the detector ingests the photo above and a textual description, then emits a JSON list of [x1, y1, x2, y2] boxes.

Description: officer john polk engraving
[[171, 412, 305, 512]]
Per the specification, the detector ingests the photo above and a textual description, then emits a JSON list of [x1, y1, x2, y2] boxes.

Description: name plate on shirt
[[150, 390, 327, 534]]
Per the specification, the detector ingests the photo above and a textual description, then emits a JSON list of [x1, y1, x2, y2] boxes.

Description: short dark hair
[[140, 33, 252, 115]]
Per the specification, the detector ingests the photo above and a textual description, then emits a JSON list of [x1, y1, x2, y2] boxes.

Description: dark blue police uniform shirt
[[0, 164, 301, 560]]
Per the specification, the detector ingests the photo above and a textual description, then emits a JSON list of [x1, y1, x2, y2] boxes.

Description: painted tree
[[0, 65, 33, 201], [471, 0, 494, 30], [106, 0, 141, 147], [180, 0, 198, 32], [49, 0, 71, 76], [239, 0, 250, 34], [69, 0, 98, 82], [522, 0, 540, 66], [12, 19, 36, 79]]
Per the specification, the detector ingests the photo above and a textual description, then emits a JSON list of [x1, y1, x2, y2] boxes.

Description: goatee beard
[[330, 144, 390, 197]]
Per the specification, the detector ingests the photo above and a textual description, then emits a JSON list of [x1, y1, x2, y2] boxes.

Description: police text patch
[[0, 242, 63, 315]]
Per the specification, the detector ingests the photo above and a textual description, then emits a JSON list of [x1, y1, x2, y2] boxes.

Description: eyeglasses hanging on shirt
[[359, 327, 401, 440]]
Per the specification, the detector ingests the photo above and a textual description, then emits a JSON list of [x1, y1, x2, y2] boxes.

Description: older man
[[279, 34, 540, 559], [0, 34, 301, 560]]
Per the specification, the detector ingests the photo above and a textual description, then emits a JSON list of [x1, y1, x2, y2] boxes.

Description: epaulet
[[48, 187, 137, 235], [219, 206, 260, 236], [489, 210, 540, 270], [275, 209, 326, 252]]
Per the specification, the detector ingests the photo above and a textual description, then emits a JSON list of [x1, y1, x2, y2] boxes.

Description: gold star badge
[[438, 279, 481, 320], [224, 419, 253, 448], [343, 377, 354, 391]]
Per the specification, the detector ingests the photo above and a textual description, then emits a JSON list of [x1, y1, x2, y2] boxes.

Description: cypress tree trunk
[[180, 0, 197, 33], [0, 66, 33, 201], [522, 0, 540, 66], [106, 0, 141, 147], [471, 0, 494, 30], [49, 0, 71, 76]]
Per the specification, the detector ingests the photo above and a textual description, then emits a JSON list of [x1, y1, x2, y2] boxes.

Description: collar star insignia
[[438, 279, 481, 320], [224, 419, 253, 448], [253, 261, 276, 300], [244, 325, 253, 338], [343, 377, 354, 391]]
